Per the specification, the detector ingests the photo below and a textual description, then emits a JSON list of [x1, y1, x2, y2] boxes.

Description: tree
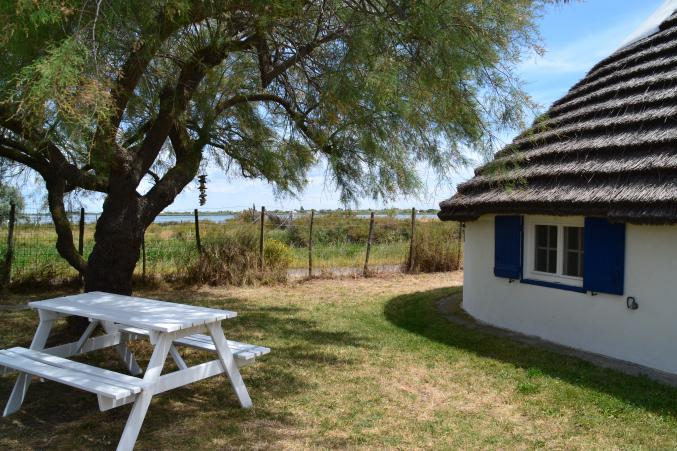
[[0, 184, 24, 225], [0, 0, 562, 294]]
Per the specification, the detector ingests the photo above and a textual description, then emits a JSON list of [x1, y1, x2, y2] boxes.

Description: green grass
[[288, 241, 409, 269], [1, 273, 677, 449]]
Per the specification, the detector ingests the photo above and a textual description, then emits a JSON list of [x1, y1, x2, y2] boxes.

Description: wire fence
[[0, 207, 463, 288]]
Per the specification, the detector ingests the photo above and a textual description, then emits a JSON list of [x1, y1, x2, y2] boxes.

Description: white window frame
[[523, 215, 584, 287]]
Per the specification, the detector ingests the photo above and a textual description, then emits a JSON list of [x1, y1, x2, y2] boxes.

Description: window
[[524, 216, 584, 286], [534, 225, 557, 273], [563, 226, 584, 277], [494, 215, 626, 295]]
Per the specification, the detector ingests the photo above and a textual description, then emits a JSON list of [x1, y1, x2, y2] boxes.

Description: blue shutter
[[583, 217, 626, 295], [494, 216, 523, 279]]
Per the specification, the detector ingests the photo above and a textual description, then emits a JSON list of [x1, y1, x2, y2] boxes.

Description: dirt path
[[287, 264, 403, 280]]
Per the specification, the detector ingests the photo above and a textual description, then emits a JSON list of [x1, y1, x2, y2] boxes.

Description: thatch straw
[[440, 10, 677, 224]]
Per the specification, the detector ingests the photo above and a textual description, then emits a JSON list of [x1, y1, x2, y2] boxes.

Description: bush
[[181, 228, 288, 286], [236, 209, 258, 223], [285, 214, 412, 247], [264, 239, 293, 270], [407, 222, 463, 273]]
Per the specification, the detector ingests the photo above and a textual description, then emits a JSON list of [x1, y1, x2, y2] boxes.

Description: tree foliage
[[0, 0, 564, 280]]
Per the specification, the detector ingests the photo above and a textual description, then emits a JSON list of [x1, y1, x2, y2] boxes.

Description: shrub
[[406, 222, 463, 273], [264, 239, 293, 270], [181, 228, 288, 286], [236, 208, 258, 223]]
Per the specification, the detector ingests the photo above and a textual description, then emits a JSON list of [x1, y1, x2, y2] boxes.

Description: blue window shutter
[[583, 217, 626, 295], [494, 216, 523, 279]]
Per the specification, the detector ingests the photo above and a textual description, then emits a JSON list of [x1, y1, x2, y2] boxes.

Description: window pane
[[566, 227, 577, 249], [534, 225, 558, 274], [536, 225, 548, 247], [564, 227, 582, 251], [549, 225, 558, 247], [563, 226, 584, 277], [565, 252, 580, 277], [548, 249, 557, 273], [535, 248, 548, 272]]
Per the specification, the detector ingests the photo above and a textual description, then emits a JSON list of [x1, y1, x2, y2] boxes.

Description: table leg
[[206, 322, 252, 408], [169, 345, 188, 370], [116, 332, 172, 451], [3, 310, 57, 417], [102, 322, 143, 376], [74, 320, 99, 354]]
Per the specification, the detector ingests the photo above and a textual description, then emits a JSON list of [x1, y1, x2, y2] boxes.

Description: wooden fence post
[[308, 209, 314, 278], [141, 233, 147, 281], [259, 206, 265, 270], [194, 208, 202, 253], [363, 211, 375, 277], [408, 207, 416, 273], [78, 208, 85, 256], [2, 202, 17, 288], [78, 207, 85, 284]]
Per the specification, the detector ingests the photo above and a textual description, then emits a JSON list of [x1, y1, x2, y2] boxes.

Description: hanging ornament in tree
[[198, 174, 207, 206]]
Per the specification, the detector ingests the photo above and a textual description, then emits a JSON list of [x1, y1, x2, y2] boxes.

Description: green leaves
[[0, 0, 563, 205], [13, 38, 113, 133]]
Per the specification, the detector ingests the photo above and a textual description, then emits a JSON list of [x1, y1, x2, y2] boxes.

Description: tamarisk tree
[[0, 0, 561, 294]]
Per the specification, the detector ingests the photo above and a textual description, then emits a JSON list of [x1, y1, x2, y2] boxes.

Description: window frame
[[523, 216, 584, 287]]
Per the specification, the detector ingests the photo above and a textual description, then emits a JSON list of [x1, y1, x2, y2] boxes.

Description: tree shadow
[[383, 287, 677, 418], [0, 291, 370, 449]]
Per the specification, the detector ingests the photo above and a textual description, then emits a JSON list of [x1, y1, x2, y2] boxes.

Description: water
[[19, 212, 437, 225], [19, 213, 236, 225]]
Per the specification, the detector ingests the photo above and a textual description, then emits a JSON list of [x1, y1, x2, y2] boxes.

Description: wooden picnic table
[[0, 291, 269, 451]]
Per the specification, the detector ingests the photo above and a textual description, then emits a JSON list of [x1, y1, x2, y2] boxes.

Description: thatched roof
[[439, 10, 677, 224]]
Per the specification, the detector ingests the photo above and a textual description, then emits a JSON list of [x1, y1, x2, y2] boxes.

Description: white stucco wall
[[463, 214, 677, 374]]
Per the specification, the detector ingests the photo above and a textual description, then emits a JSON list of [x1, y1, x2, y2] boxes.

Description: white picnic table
[[0, 291, 269, 451]]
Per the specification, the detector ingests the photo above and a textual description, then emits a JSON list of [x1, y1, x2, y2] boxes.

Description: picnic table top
[[29, 291, 237, 333]]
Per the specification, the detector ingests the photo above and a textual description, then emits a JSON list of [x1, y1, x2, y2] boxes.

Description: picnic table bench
[[0, 291, 270, 451]]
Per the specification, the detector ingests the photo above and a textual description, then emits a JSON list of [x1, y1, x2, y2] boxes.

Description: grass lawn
[[2, 273, 677, 449]]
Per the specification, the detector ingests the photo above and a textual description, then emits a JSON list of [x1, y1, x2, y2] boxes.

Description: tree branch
[[141, 125, 202, 224], [132, 37, 255, 184], [46, 179, 88, 274], [0, 137, 49, 174], [258, 29, 345, 88]]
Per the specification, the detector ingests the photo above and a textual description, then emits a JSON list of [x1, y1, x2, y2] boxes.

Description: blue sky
[[23, 1, 666, 212]]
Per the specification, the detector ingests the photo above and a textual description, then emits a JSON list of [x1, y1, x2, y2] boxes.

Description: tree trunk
[[84, 192, 145, 295]]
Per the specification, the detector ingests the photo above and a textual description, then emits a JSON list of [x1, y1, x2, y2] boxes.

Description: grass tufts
[[180, 228, 290, 286]]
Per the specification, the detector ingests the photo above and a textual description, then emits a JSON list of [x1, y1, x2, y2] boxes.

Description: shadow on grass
[[0, 292, 369, 449], [384, 286, 677, 418]]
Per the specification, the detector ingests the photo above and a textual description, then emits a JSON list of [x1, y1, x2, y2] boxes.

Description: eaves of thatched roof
[[439, 10, 677, 224]]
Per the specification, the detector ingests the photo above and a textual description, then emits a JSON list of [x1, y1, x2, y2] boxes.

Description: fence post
[[2, 202, 16, 289], [308, 209, 314, 278], [78, 208, 85, 284], [141, 233, 147, 281], [78, 208, 85, 255], [408, 207, 416, 273], [363, 211, 375, 277], [194, 208, 202, 253], [259, 206, 265, 270]]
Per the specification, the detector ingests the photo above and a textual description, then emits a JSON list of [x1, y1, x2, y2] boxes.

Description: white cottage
[[439, 5, 677, 375]]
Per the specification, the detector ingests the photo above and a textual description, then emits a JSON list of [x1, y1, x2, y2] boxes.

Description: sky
[[21, 0, 667, 213]]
